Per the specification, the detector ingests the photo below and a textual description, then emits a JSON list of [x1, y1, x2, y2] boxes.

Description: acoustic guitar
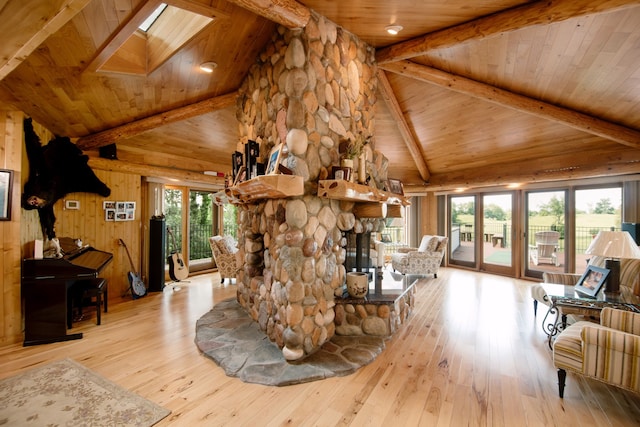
[[167, 227, 189, 281], [118, 239, 146, 299]]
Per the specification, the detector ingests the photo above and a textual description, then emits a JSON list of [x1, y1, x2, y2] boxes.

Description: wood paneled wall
[[1, 116, 144, 345], [1, 111, 24, 345], [51, 170, 143, 300]]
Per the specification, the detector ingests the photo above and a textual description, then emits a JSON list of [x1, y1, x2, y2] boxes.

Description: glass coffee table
[[539, 283, 640, 348]]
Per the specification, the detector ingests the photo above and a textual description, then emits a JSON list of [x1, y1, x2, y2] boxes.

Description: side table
[[538, 283, 640, 348]]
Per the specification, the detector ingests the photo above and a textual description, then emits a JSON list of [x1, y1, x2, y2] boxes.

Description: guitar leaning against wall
[[167, 227, 189, 282]]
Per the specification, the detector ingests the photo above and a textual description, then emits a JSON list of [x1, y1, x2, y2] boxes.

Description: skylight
[[139, 3, 167, 32]]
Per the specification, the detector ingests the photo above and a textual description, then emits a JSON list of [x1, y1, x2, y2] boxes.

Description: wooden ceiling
[[1, 0, 639, 193]]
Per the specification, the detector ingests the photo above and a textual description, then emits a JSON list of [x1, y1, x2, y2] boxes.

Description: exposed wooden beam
[[376, 70, 430, 183], [76, 92, 237, 150], [376, 0, 638, 64], [413, 149, 640, 192], [225, 0, 310, 28], [381, 61, 640, 148], [0, 0, 91, 81], [88, 157, 224, 186]]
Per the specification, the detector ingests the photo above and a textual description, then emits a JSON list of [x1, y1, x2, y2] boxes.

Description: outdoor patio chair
[[530, 231, 560, 266]]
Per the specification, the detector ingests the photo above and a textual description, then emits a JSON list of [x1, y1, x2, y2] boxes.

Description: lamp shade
[[585, 231, 640, 259]]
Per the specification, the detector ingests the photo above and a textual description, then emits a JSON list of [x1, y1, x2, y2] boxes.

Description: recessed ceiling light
[[199, 61, 217, 73], [385, 25, 403, 35]]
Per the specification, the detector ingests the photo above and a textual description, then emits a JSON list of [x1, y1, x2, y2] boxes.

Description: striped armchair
[[553, 307, 640, 397]]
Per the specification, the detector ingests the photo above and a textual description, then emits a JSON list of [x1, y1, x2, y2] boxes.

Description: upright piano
[[21, 242, 113, 346]]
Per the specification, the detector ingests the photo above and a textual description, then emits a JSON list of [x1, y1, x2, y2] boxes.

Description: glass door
[[449, 195, 476, 267], [481, 193, 514, 275], [188, 190, 216, 272], [574, 186, 622, 273], [525, 190, 567, 278]]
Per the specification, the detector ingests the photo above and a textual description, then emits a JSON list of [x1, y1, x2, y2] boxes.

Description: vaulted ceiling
[[1, 0, 639, 193]]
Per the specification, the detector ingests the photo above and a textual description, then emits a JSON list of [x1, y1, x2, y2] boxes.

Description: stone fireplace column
[[234, 11, 385, 361]]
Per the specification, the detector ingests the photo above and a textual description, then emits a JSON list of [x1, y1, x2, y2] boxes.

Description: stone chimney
[[234, 11, 388, 361]]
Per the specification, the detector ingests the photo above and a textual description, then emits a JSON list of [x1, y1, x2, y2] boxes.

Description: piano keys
[[21, 243, 113, 346]]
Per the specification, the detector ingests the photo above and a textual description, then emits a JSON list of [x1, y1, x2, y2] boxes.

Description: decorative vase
[[341, 158, 354, 182], [346, 272, 369, 298], [358, 152, 366, 184]]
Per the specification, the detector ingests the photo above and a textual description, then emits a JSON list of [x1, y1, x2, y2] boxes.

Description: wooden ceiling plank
[[376, 69, 430, 182], [381, 60, 640, 148], [76, 92, 237, 149], [225, 0, 310, 28], [376, 0, 639, 64], [0, 0, 91, 81]]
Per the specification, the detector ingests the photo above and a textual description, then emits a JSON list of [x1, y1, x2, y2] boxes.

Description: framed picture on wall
[[0, 169, 13, 221]]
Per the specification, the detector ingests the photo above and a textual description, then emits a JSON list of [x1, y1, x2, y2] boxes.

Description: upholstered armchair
[[209, 236, 240, 283], [553, 307, 640, 397], [391, 235, 447, 277], [369, 238, 386, 269]]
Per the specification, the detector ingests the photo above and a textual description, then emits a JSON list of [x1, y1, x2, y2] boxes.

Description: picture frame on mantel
[[386, 178, 404, 195], [0, 169, 13, 221], [266, 143, 283, 175]]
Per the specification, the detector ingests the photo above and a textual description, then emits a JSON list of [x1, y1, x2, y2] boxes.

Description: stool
[[74, 278, 108, 325]]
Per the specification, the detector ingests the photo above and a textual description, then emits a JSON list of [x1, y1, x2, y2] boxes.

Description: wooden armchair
[[390, 235, 447, 278], [209, 236, 240, 283], [553, 307, 640, 397], [530, 231, 560, 266]]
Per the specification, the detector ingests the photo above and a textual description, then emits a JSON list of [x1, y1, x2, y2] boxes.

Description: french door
[[449, 193, 516, 276]]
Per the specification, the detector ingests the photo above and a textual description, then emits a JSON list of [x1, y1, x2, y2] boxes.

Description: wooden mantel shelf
[[317, 180, 410, 206], [214, 174, 304, 205]]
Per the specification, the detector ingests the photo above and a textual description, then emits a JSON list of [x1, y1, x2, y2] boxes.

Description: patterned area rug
[[0, 359, 170, 426]]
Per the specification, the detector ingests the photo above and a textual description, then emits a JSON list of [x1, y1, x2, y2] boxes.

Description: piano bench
[[75, 278, 108, 325]]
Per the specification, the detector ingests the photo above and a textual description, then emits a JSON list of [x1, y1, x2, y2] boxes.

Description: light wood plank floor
[[2, 268, 640, 426]]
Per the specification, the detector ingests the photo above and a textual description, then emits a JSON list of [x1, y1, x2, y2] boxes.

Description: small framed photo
[[105, 209, 116, 221], [233, 166, 246, 186], [232, 151, 243, 180], [103, 201, 115, 209], [387, 178, 404, 195], [575, 265, 610, 297], [126, 201, 136, 210], [65, 200, 80, 210], [115, 211, 128, 221], [116, 202, 126, 212], [265, 143, 283, 175], [332, 166, 351, 181], [0, 169, 14, 221]]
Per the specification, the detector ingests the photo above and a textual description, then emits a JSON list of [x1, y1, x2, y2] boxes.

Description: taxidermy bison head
[[22, 118, 111, 240]]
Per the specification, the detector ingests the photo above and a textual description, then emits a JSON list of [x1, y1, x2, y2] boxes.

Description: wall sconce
[[385, 25, 403, 35], [199, 61, 217, 73]]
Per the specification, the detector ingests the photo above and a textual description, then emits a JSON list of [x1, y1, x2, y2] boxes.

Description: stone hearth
[[194, 298, 386, 386]]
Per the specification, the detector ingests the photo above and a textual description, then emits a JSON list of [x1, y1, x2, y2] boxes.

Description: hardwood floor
[[2, 268, 640, 426]]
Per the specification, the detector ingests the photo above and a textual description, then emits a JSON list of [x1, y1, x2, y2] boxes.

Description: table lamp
[[585, 230, 640, 293]]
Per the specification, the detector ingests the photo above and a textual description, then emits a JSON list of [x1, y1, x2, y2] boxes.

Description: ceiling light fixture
[[385, 25, 403, 35], [199, 61, 217, 73]]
